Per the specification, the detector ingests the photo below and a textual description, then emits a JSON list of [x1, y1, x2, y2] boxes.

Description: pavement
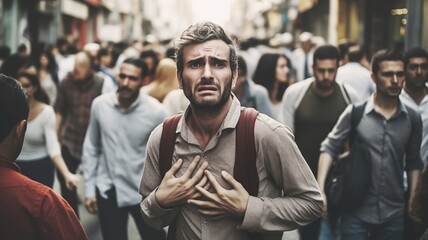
[[53, 172, 299, 240]]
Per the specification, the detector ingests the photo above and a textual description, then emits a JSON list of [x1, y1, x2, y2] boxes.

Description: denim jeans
[[319, 217, 340, 240], [340, 213, 403, 240], [96, 187, 166, 240]]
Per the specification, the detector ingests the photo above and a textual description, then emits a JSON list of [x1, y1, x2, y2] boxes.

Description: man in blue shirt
[[82, 58, 166, 240]]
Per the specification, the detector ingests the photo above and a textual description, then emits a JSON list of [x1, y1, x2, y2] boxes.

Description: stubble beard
[[183, 79, 233, 111]]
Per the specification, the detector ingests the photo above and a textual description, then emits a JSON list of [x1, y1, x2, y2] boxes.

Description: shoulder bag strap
[[234, 107, 259, 197]]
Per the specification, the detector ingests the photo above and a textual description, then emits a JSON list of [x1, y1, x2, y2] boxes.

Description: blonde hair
[[145, 58, 179, 102]]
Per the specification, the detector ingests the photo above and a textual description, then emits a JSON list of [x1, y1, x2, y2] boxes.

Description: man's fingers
[[181, 155, 201, 179], [220, 171, 242, 190], [204, 170, 223, 193], [195, 184, 219, 203], [165, 158, 183, 178], [194, 170, 209, 187], [188, 198, 220, 209]]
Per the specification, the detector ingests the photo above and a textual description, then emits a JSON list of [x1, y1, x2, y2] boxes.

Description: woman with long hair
[[253, 53, 291, 120], [141, 58, 179, 102], [16, 73, 78, 189], [35, 50, 59, 105]]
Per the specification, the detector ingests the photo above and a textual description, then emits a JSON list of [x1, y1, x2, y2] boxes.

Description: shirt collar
[[0, 157, 20, 172], [365, 94, 408, 117], [177, 94, 242, 134], [113, 92, 142, 111]]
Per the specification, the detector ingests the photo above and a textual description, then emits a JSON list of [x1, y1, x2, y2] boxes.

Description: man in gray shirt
[[139, 21, 323, 240], [317, 49, 423, 239], [82, 58, 166, 240]]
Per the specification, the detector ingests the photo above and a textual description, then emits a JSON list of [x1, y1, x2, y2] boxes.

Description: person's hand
[[64, 172, 80, 190], [187, 170, 249, 218], [85, 197, 98, 214], [321, 191, 328, 217], [155, 155, 208, 208]]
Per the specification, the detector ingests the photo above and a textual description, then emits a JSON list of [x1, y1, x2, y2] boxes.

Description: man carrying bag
[[317, 49, 423, 239]]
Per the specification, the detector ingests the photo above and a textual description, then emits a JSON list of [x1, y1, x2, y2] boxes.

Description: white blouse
[[17, 106, 61, 161]]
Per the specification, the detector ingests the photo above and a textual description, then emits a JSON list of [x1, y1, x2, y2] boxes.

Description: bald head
[[73, 52, 94, 81]]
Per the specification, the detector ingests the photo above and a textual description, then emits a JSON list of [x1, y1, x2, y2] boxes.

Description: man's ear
[[15, 120, 27, 139], [232, 69, 238, 89], [371, 72, 376, 83], [177, 71, 183, 89]]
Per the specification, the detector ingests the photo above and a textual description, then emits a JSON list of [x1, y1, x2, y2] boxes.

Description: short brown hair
[[174, 21, 238, 74]]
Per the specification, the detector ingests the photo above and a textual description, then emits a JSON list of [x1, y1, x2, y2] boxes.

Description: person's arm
[[238, 121, 324, 231], [44, 107, 79, 190], [41, 188, 89, 240], [278, 85, 296, 131], [55, 113, 63, 143], [81, 99, 102, 214], [407, 170, 421, 214], [317, 152, 334, 215], [54, 80, 66, 143], [405, 111, 424, 214], [52, 155, 79, 190], [252, 83, 274, 118]]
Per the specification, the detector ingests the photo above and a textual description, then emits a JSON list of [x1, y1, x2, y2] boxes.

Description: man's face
[[73, 61, 92, 81], [406, 57, 428, 88], [178, 39, 237, 109], [313, 59, 338, 91], [373, 61, 405, 98], [117, 63, 144, 101]]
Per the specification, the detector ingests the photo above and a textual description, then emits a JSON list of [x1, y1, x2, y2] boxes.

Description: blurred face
[[275, 56, 289, 83], [117, 63, 143, 101], [40, 54, 49, 67], [143, 57, 154, 73], [73, 61, 92, 81], [18, 76, 35, 98], [236, 69, 247, 87], [406, 57, 428, 88], [100, 54, 112, 68], [313, 59, 338, 91], [178, 39, 237, 109], [373, 60, 405, 98]]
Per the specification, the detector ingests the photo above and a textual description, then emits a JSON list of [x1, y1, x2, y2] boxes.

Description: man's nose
[[202, 63, 213, 79]]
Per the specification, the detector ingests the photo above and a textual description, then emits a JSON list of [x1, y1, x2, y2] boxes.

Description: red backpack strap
[[159, 114, 182, 178], [234, 107, 259, 197]]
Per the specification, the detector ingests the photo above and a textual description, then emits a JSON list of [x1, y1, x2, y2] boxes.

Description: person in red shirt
[[0, 73, 88, 240]]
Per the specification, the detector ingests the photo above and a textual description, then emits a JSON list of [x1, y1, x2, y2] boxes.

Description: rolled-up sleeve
[[404, 110, 423, 171], [320, 105, 352, 159]]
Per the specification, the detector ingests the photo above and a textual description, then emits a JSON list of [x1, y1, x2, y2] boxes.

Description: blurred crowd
[[0, 25, 427, 240]]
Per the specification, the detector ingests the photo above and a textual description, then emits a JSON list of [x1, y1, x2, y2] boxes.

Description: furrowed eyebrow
[[186, 57, 205, 65], [210, 57, 228, 64]]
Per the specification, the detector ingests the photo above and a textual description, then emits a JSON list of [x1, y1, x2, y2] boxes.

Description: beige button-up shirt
[[140, 97, 323, 240]]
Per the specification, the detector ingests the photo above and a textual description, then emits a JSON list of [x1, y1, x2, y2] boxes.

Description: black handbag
[[325, 102, 371, 215]]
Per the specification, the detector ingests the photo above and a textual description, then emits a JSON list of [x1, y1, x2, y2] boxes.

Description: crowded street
[[1, 0, 428, 240]]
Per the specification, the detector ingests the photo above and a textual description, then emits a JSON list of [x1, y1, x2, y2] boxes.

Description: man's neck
[[373, 92, 398, 120], [187, 97, 233, 149], [311, 80, 335, 97], [117, 94, 138, 110], [404, 83, 427, 105]]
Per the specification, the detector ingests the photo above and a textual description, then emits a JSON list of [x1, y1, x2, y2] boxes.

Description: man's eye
[[190, 63, 201, 68]]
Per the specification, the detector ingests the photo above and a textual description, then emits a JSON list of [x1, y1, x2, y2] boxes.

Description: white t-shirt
[[17, 106, 61, 161]]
